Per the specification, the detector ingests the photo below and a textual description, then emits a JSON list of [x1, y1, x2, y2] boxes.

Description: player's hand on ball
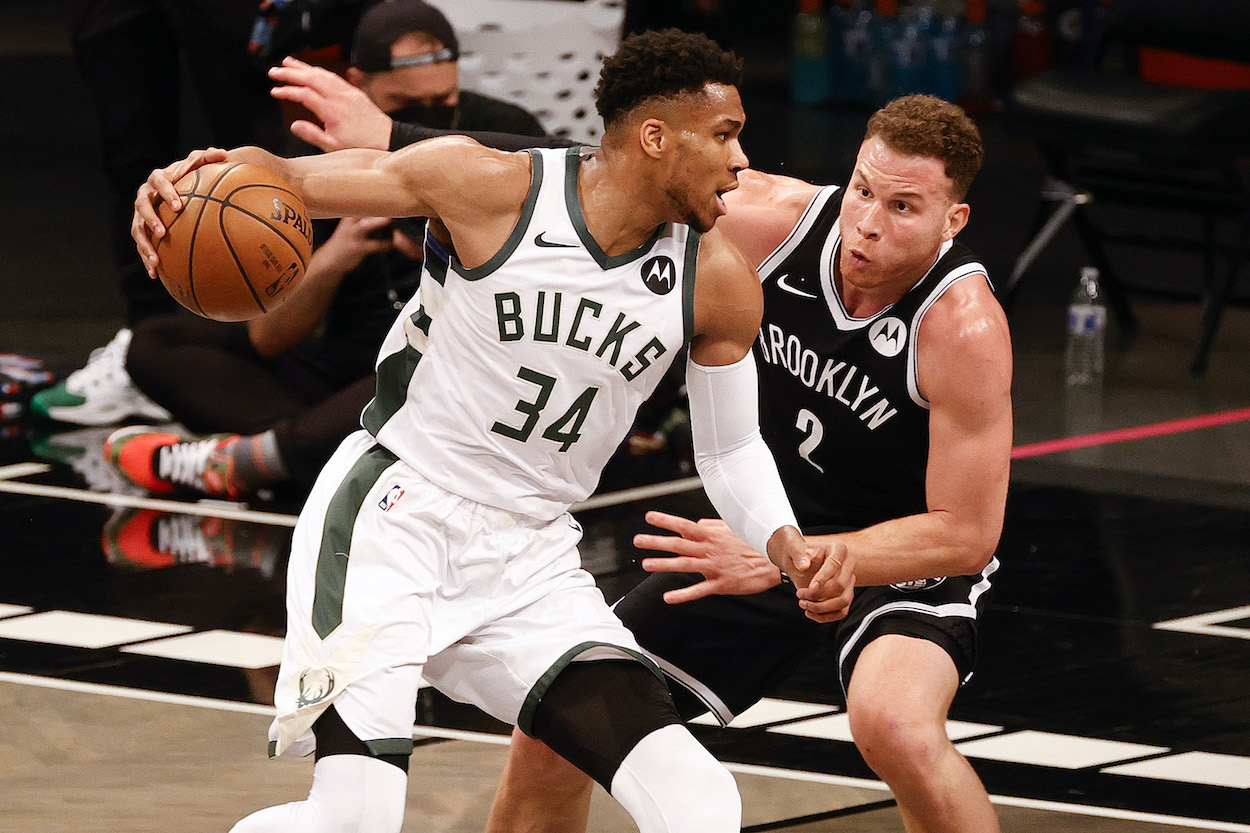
[[138, 161, 313, 322], [795, 540, 854, 623], [132, 147, 229, 277]]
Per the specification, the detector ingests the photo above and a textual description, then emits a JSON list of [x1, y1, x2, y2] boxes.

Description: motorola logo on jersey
[[868, 316, 907, 357], [641, 255, 677, 295]]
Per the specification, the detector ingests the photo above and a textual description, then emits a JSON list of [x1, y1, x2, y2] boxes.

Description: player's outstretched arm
[[635, 510, 855, 620], [133, 138, 532, 277], [633, 511, 786, 602], [798, 278, 1012, 590], [685, 230, 853, 618]]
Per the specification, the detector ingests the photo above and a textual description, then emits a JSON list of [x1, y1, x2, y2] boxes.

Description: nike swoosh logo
[[534, 232, 577, 248], [775, 273, 818, 299], [333, 551, 349, 559]]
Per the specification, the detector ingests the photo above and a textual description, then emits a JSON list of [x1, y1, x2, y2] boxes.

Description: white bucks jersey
[[363, 146, 699, 520]]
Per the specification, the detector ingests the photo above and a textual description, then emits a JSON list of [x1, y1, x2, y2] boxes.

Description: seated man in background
[[105, 216, 423, 499], [104, 0, 548, 500]]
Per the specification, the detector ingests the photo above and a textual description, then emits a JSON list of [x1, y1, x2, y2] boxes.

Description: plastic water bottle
[[888, 6, 929, 99], [928, 11, 961, 101], [841, 4, 876, 104], [791, 0, 832, 103], [1064, 267, 1107, 386]]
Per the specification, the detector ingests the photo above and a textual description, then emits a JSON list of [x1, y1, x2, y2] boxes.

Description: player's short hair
[[594, 29, 743, 131], [865, 95, 984, 201]]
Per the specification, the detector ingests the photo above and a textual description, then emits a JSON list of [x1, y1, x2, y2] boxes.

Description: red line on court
[[1011, 406, 1250, 459]]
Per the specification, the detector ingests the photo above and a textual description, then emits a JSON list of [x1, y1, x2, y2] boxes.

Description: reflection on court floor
[[2, 454, 1249, 831]]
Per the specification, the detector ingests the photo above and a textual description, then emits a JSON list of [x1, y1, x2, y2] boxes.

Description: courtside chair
[[1002, 0, 1250, 373]]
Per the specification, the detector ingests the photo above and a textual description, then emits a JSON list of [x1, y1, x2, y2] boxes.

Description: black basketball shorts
[[613, 559, 998, 726]]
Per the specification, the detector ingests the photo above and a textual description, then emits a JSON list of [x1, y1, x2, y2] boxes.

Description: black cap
[[351, 0, 460, 72]]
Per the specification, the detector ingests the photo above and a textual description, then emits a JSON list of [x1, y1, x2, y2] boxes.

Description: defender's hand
[[270, 56, 392, 152], [634, 511, 782, 604], [795, 540, 854, 623]]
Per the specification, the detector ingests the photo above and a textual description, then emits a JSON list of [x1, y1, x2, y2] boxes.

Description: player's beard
[[685, 211, 714, 234], [672, 189, 716, 234]]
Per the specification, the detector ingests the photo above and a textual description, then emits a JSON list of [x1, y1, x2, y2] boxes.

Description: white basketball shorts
[[267, 429, 649, 759]]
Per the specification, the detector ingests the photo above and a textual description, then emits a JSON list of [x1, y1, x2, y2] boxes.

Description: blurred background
[[4, 0, 1250, 487], [2, 4, 1250, 828]]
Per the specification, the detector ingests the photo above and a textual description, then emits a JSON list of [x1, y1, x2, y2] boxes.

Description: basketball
[[155, 161, 314, 322]]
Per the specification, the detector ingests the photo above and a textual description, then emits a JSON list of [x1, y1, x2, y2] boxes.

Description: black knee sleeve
[[312, 705, 410, 773], [528, 659, 682, 789]]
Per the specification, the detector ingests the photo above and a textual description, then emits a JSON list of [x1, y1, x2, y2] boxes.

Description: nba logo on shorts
[[379, 484, 405, 512], [890, 577, 946, 592]]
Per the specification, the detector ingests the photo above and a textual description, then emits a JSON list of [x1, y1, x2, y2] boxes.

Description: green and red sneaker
[[105, 425, 243, 498]]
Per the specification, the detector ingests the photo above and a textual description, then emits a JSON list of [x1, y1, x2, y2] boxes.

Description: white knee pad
[[230, 755, 407, 833], [609, 724, 741, 833]]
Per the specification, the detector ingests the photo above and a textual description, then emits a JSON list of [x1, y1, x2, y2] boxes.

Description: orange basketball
[[155, 162, 314, 322]]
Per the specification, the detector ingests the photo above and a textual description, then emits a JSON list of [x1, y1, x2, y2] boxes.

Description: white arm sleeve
[[686, 352, 799, 557]]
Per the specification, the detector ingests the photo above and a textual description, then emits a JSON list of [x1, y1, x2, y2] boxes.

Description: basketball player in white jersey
[[242, 64, 1010, 832], [131, 29, 855, 833], [482, 96, 1012, 833]]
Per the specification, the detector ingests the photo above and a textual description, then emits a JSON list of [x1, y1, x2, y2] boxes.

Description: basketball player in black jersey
[[485, 95, 1010, 833], [256, 69, 1010, 832]]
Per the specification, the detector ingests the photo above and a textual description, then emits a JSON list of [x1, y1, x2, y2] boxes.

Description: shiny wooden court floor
[[1, 676, 1229, 833], [4, 3, 1250, 827], [3, 419, 1250, 832]]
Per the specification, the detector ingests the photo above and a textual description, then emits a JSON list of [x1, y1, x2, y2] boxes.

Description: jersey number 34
[[491, 365, 600, 452]]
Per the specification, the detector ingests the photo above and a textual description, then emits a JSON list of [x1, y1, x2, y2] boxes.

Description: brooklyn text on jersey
[[756, 324, 898, 431]]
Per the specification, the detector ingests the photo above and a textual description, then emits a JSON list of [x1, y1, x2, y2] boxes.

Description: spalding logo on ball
[[155, 162, 314, 322]]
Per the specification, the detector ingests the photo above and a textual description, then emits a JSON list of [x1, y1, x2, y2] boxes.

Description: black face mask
[[388, 104, 458, 130]]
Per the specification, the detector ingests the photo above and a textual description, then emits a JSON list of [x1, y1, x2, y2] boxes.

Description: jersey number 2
[[796, 408, 825, 473], [491, 366, 599, 452]]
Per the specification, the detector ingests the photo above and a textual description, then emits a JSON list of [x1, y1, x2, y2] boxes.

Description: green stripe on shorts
[[364, 737, 417, 757], [312, 443, 399, 639]]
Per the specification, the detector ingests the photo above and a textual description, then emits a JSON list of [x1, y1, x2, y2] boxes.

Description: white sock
[[229, 755, 407, 833]]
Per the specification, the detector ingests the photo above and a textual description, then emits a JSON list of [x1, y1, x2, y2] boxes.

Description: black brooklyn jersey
[[753, 186, 991, 532]]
